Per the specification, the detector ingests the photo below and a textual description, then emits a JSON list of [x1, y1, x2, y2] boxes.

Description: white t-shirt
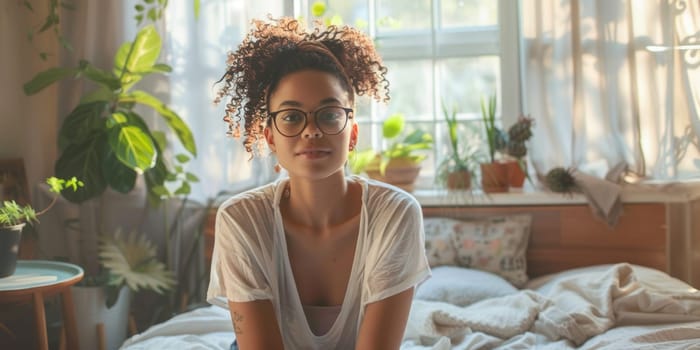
[[207, 175, 431, 349]]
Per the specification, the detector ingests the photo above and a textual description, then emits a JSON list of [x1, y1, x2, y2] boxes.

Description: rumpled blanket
[[402, 264, 700, 349]]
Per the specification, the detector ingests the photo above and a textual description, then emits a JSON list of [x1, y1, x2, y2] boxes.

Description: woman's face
[[265, 69, 357, 180]]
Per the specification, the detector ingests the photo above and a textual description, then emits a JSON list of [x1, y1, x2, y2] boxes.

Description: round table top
[[0, 260, 84, 292]]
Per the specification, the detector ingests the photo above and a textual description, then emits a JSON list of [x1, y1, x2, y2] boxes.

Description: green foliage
[[23, 25, 197, 205], [22, 0, 74, 60], [480, 93, 507, 163], [99, 229, 176, 308], [0, 177, 83, 227], [350, 113, 433, 175]]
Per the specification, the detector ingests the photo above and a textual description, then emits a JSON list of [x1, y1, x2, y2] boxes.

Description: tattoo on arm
[[232, 311, 244, 335]]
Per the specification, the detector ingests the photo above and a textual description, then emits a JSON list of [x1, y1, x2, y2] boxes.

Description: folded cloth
[[572, 170, 623, 227]]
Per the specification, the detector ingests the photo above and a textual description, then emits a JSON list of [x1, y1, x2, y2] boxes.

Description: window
[[297, 0, 521, 188]]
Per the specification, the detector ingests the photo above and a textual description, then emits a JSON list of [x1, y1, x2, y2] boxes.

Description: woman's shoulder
[[217, 181, 282, 218], [352, 175, 420, 211]]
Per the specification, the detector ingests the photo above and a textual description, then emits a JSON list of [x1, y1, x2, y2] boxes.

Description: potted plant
[[23, 24, 197, 206], [503, 114, 534, 188], [350, 113, 433, 192], [69, 228, 176, 350], [0, 176, 83, 277], [479, 94, 509, 193], [20, 8, 199, 345], [436, 101, 484, 190]]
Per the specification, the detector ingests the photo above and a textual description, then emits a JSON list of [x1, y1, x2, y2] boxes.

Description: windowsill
[[412, 179, 700, 207]]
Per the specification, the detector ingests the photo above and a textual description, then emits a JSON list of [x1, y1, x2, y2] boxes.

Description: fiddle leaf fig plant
[[23, 25, 197, 205]]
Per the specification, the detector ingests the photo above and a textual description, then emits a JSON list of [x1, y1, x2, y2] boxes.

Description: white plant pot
[[71, 285, 131, 350]]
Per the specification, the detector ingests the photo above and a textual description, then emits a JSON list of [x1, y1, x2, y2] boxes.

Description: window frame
[[294, 0, 523, 188]]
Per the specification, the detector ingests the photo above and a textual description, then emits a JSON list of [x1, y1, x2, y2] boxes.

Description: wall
[[0, 2, 59, 192]]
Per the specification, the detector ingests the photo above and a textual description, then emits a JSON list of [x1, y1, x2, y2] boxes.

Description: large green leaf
[[55, 139, 108, 203], [23, 67, 80, 95], [121, 90, 197, 156], [113, 25, 161, 79], [108, 112, 157, 172], [101, 149, 138, 194], [58, 102, 109, 151]]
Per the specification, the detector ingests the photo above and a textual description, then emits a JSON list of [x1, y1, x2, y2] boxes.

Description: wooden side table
[[0, 260, 83, 350]]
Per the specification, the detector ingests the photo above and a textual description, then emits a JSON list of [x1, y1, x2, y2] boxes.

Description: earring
[[349, 141, 356, 151], [274, 163, 282, 173]]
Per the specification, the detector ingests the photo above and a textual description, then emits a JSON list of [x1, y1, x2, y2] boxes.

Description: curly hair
[[214, 16, 390, 156]]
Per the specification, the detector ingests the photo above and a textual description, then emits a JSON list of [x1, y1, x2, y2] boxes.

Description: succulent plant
[[508, 114, 534, 143], [543, 167, 579, 194], [504, 114, 534, 160]]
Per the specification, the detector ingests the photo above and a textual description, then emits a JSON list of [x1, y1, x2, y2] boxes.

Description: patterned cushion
[[423, 217, 459, 267], [449, 215, 531, 287]]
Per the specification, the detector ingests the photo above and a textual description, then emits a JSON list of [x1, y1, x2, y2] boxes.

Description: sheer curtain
[[521, 0, 700, 181], [158, 0, 286, 203]]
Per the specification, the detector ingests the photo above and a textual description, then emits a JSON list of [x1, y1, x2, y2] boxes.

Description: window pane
[[379, 60, 434, 121], [440, 0, 498, 28], [438, 56, 500, 117], [320, 1, 370, 31], [376, 0, 431, 32]]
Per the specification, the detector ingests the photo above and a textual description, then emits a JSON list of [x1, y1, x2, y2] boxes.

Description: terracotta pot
[[480, 162, 508, 193], [505, 160, 527, 188], [365, 158, 421, 192], [446, 170, 472, 190], [0, 223, 25, 278]]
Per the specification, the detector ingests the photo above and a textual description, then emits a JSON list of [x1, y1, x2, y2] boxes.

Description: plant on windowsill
[[479, 93, 509, 193], [436, 101, 484, 190], [349, 113, 434, 192], [502, 114, 534, 188], [0, 176, 83, 277]]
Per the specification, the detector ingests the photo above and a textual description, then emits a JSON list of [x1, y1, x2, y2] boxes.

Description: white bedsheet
[[121, 263, 700, 350], [119, 305, 235, 350], [402, 263, 700, 349]]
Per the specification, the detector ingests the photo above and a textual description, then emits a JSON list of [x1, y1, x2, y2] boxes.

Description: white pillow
[[525, 264, 697, 296], [415, 266, 518, 307]]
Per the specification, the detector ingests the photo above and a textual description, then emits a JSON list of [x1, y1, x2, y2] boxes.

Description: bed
[[120, 204, 700, 349]]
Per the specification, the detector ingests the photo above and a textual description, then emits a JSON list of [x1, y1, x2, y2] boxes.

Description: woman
[[208, 17, 430, 350]]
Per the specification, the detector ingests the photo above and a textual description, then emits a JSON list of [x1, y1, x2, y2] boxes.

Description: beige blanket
[[402, 264, 700, 349]]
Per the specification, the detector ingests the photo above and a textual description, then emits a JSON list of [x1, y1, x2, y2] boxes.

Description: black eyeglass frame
[[269, 106, 354, 137]]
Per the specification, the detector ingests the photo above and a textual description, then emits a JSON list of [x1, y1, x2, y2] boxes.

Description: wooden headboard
[[204, 202, 667, 280], [422, 203, 668, 279]]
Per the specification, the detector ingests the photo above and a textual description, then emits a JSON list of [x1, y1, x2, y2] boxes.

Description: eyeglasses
[[269, 106, 354, 137]]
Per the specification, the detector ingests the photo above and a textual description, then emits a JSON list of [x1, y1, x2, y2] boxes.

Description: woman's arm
[[355, 287, 415, 350], [228, 300, 284, 350]]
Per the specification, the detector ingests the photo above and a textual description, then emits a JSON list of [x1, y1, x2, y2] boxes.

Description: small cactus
[[508, 114, 534, 143]]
